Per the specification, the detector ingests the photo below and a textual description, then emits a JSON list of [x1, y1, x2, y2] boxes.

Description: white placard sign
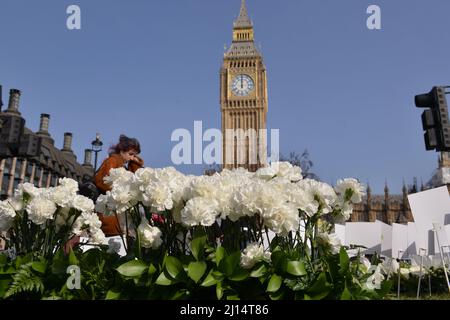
[[407, 222, 418, 256], [376, 220, 392, 257], [392, 223, 408, 259], [408, 186, 450, 255], [345, 222, 381, 254], [334, 223, 346, 245]]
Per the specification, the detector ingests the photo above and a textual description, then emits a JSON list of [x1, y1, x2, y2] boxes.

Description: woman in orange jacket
[[94, 134, 144, 236]]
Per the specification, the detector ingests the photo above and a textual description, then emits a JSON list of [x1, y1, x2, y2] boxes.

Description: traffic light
[[415, 86, 450, 151]]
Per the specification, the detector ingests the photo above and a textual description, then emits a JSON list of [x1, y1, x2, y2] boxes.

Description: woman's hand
[[129, 155, 144, 166], [128, 155, 144, 172]]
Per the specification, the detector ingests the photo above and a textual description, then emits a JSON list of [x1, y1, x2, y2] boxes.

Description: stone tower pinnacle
[[234, 0, 253, 28]]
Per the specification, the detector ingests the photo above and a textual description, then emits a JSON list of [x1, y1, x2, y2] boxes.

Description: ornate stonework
[[221, 0, 268, 172]]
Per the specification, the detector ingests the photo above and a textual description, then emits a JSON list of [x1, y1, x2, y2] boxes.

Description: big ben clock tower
[[221, 0, 268, 172]]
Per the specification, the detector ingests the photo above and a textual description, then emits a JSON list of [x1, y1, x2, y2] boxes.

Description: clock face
[[231, 74, 255, 96]]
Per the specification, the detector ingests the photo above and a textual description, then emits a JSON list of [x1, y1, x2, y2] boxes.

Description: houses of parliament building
[[0, 87, 94, 200]]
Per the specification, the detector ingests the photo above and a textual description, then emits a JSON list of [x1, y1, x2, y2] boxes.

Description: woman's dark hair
[[109, 134, 141, 155]]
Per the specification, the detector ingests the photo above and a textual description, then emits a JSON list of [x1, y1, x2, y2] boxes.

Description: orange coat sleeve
[[94, 156, 123, 193]]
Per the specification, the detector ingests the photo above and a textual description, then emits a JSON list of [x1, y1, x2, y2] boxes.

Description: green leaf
[[215, 246, 225, 266], [216, 282, 224, 300], [340, 286, 353, 300], [165, 256, 185, 280], [269, 290, 284, 300], [219, 251, 240, 276], [250, 264, 267, 278], [116, 260, 148, 277], [306, 272, 332, 300], [229, 269, 250, 282], [0, 254, 7, 266], [68, 248, 79, 266], [339, 247, 349, 274], [286, 261, 307, 276], [271, 251, 287, 273], [31, 261, 47, 274], [187, 261, 207, 283], [0, 266, 16, 275], [105, 289, 121, 300], [51, 250, 69, 275], [155, 271, 175, 286], [148, 264, 157, 275], [267, 274, 282, 292], [0, 279, 11, 298], [200, 270, 218, 287], [191, 236, 207, 261]]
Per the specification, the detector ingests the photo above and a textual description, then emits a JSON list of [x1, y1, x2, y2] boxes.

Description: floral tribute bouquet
[[0, 178, 106, 258], [0, 162, 392, 300]]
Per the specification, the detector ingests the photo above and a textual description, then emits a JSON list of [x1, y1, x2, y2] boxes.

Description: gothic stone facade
[[221, 0, 268, 172]]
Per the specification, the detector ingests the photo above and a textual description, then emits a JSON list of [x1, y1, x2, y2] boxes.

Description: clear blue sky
[[1, 0, 449, 194]]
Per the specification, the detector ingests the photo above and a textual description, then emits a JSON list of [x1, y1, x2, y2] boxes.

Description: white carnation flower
[[185, 176, 219, 200], [72, 211, 103, 235], [240, 243, 271, 269], [89, 228, 107, 245], [26, 197, 57, 225], [17, 182, 40, 198], [110, 184, 138, 213], [255, 166, 278, 180], [317, 232, 342, 254], [335, 178, 365, 204], [141, 182, 173, 212], [256, 162, 303, 182], [104, 167, 134, 186], [71, 194, 95, 213], [57, 177, 79, 194], [0, 200, 17, 231], [287, 183, 318, 217], [49, 186, 74, 208], [262, 202, 300, 236], [137, 220, 162, 249], [297, 179, 337, 215], [334, 199, 353, 223], [181, 197, 219, 227]]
